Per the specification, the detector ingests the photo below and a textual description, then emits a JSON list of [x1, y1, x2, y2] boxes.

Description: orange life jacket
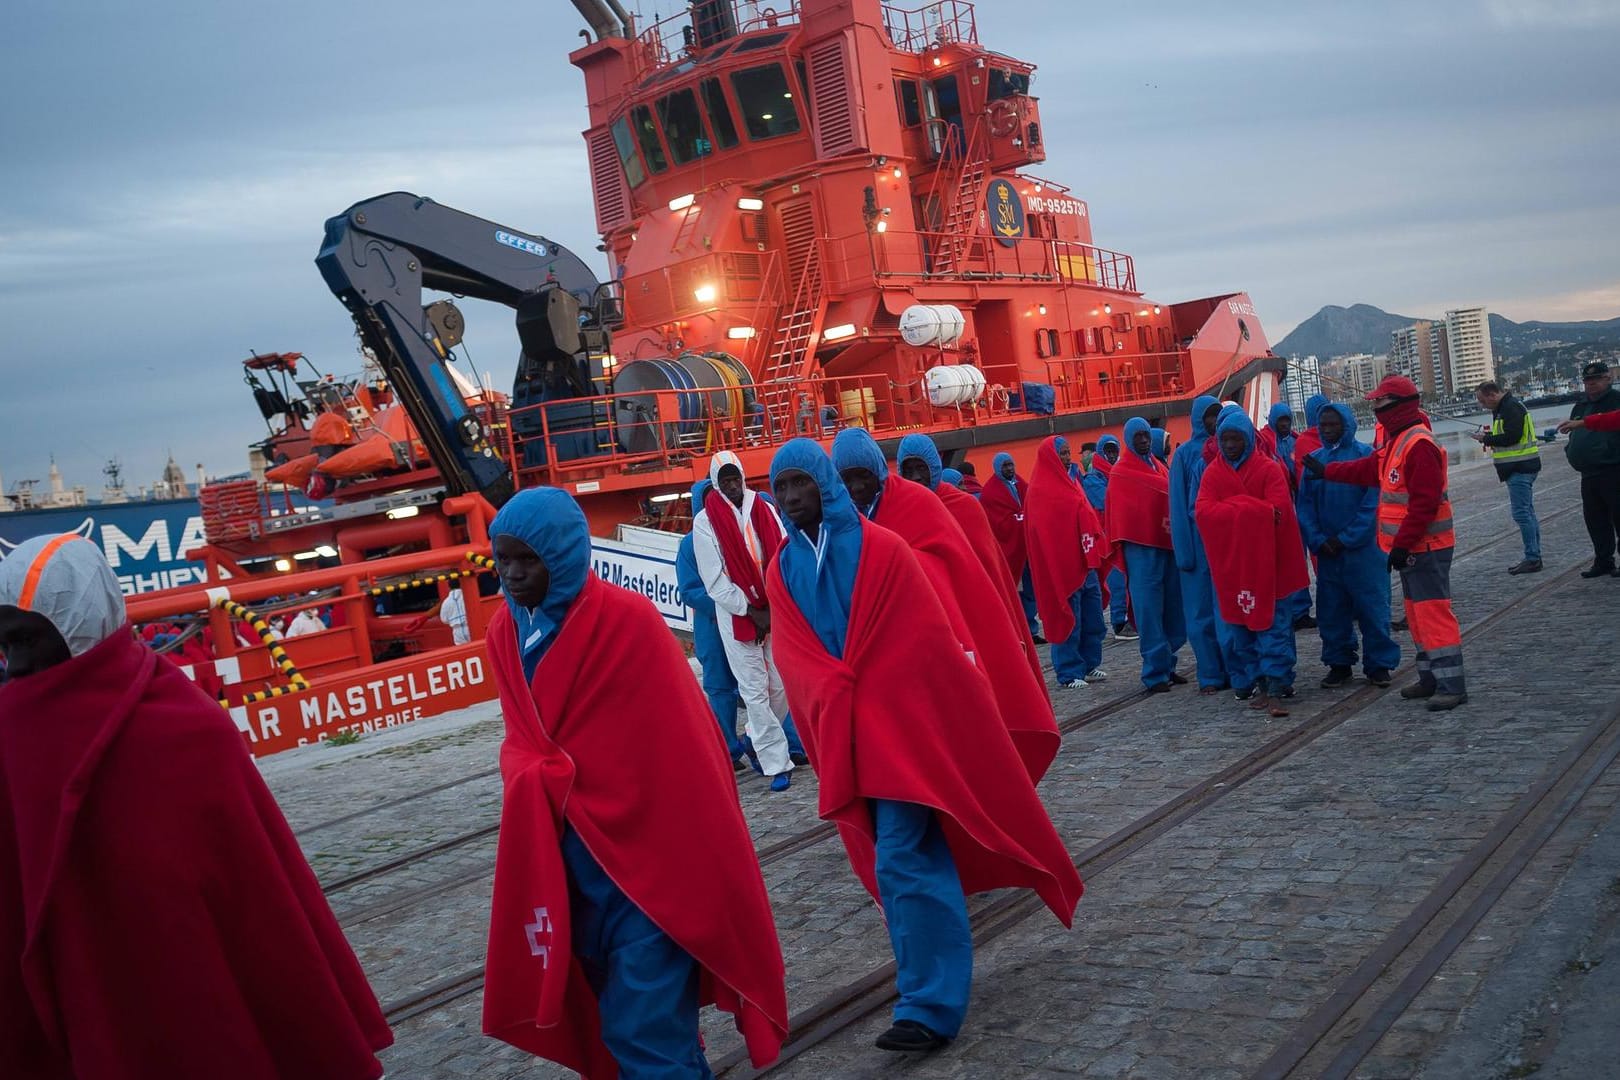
[[1376, 425, 1454, 553]]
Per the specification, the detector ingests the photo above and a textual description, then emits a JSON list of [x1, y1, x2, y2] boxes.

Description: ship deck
[[264, 448, 1620, 1080]]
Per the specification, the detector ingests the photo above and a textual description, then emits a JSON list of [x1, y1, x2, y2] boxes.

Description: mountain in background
[[1276, 304, 1620, 359]]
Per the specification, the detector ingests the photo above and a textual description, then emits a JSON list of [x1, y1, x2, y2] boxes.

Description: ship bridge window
[[700, 77, 740, 149], [730, 64, 801, 140], [987, 68, 1031, 101], [734, 31, 791, 53], [610, 116, 648, 188], [657, 87, 712, 165], [898, 79, 923, 127], [630, 104, 669, 174]]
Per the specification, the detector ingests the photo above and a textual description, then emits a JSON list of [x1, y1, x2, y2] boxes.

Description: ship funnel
[[570, 0, 625, 40], [692, 0, 738, 48]]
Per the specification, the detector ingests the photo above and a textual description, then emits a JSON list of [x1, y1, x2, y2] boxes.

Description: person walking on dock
[[691, 451, 796, 791], [1556, 361, 1620, 578], [0, 534, 394, 1079], [481, 488, 789, 1077], [1026, 436, 1112, 692], [764, 439, 1082, 1055], [1297, 404, 1401, 688], [1471, 380, 1543, 574], [1170, 395, 1235, 693], [1105, 417, 1187, 692], [1304, 376, 1467, 711], [980, 452, 1045, 642], [1083, 435, 1136, 639]]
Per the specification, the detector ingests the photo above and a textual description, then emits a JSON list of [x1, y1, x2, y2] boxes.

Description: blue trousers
[[1316, 545, 1401, 674], [872, 799, 972, 1037], [1050, 572, 1107, 682], [562, 828, 713, 1078], [694, 614, 744, 758], [1122, 544, 1185, 688], [1018, 565, 1041, 637], [781, 714, 806, 757], [1507, 471, 1541, 561], [1106, 566, 1129, 629], [1224, 602, 1297, 692], [1179, 546, 1230, 689]]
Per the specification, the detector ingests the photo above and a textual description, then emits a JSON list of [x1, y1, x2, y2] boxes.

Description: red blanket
[[1104, 449, 1173, 550], [0, 629, 391, 1079], [874, 476, 1059, 780], [939, 484, 1045, 690], [1195, 453, 1310, 630], [1025, 438, 1113, 644], [766, 520, 1082, 924], [979, 473, 1030, 576], [703, 487, 784, 643], [482, 579, 787, 1076]]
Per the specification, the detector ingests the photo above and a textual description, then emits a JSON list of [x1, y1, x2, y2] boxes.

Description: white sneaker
[[1059, 678, 1090, 689], [1085, 668, 1108, 682]]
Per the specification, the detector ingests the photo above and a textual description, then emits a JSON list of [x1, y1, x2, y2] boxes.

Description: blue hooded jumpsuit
[[1169, 395, 1237, 689], [1205, 414, 1298, 694], [1295, 404, 1402, 678], [1151, 428, 1170, 465], [492, 488, 714, 1077], [771, 439, 973, 1038], [1081, 436, 1131, 631], [1117, 417, 1186, 688], [1268, 402, 1313, 623], [990, 451, 1042, 638], [1048, 436, 1109, 683], [897, 433, 944, 490]]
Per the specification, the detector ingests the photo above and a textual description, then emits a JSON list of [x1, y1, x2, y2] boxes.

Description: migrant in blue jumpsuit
[[1048, 436, 1109, 685], [1207, 413, 1298, 695], [1268, 401, 1313, 624], [1114, 417, 1186, 688], [1295, 404, 1401, 679], [771, 440, 972, 1038], [992, 450, 1042, 638], [1169, 395, 1236, 689], [1150, 427, 1170, 465], [1081, 436, 1130, 632], [493, 490, 713, 1076]]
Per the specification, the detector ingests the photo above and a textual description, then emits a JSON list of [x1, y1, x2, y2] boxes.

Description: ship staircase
[[925, 120, 991, 277], [756, 200, 826, 436]]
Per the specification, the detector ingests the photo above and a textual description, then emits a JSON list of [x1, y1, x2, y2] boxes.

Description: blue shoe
[[740, 736, 763, 776], [770, 772, 791, 793]]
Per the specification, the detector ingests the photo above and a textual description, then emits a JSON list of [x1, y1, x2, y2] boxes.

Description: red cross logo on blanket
[[525, 906, 553, 966], [1082, 533, 1096, 554], [1237, 590, 1256, 615]]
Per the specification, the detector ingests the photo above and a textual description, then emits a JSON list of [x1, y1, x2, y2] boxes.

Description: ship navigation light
[[694, 283, 718, 304], [1038, 304, 1048, 316], [1154, 305, 1162, 315], [1103, 303, 1113, 314], [668, 193, 696, 211]]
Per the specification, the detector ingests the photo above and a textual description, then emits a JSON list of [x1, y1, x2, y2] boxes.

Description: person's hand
[[748, 606, 771, 635], [1320, 537, 1345, 558], [1301, 454, 1325, 479], [1559, 418, 1584, 434], [1469, 430, 1486, 443], [1387, 547, 1411, 573]]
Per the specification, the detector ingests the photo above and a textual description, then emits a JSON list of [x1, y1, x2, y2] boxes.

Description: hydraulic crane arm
[[316, 191, 615, 507]]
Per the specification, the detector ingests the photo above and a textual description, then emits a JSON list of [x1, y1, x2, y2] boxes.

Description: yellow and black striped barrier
[[213, 597, 310, 703], [466, 551, 497, 572], [368, 568, 476, 597]]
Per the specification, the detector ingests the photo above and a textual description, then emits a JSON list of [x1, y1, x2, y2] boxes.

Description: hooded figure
[[482, 488, 789, 1077], [897, 433, 944, 491], [1264, 401, 1314, 625], [764, 439, 1082, 1053], [979, 451, 1043, 639], [1104, 417, 1187, 691], [0, 535, 394, 1078], [1293, 393, 1330, 487], [1150, 427, 1171, 465], [691, 450, 796, 787], [941, 467, 965, 488], [1296, 404, 1401, 687], [1081, 435, 1132, 634], [1168, 395, 1238, 692], [1195, 412, 1310, 713], [1025, 437, 1112, 689], [835, 430, 1058, 779]]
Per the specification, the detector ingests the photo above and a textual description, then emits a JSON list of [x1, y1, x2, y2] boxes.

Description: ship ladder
[[757, 251, 826, 433]]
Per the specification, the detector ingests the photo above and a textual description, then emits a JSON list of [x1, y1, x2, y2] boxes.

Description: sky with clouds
[[2, 0, 1616, 494]]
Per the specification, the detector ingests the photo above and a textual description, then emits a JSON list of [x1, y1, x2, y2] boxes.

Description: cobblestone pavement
[[255, 452, 1619, 1079]]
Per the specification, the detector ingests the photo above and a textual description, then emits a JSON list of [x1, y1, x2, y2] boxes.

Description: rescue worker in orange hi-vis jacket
[[1303, 375, 1466, 712]]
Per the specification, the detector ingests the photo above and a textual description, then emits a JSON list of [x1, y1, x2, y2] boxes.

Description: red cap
[[1366, 375, 1419, 401]]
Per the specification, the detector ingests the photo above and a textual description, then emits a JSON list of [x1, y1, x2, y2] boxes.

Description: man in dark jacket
[[1471, 380, 1542, 574], [1558, 361, 1620, 578]]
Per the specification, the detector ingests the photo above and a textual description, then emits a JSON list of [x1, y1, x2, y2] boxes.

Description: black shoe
[[1427, 693, 1468, 712], [1508, 559, 1543, 575], [1114, 624, 1140, 641], [1147, 682, 1172, 694], [790, 751, 811, 768], [1233, 685, 1257, 701], [1169, 672, 1189, 685], [1293, 615, 1318, 630], [1400, 681, 1436, 700], [732, 755, 749, 772], [1273, 684, 1296, 699], [1320, 665, 1354, 689], [1581, 563, 1616, 579], [1032, 633, 1048, 645], [1365, 668, 1393, 688], [875, 1020, 950, 1053]]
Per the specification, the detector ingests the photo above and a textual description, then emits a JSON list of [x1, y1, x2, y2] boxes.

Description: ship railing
[[632, 1, 807, 74], [883, 0, 979, 52], [821, 228, 1137, 293], [1042, 351, 1192, 412]]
